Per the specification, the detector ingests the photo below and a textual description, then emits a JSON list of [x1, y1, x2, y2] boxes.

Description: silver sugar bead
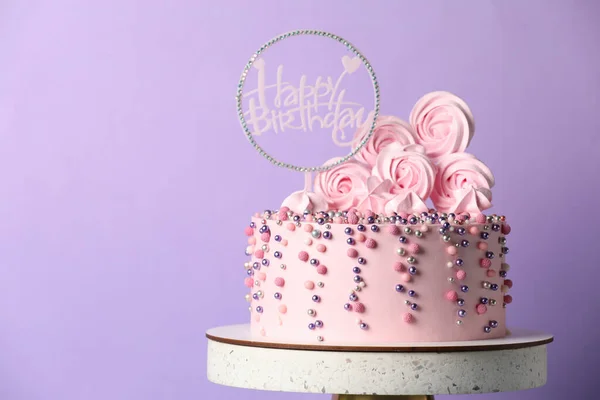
[[317, 282, 324, 288], [415, 230, 423, 238], [442, 235, 451, 242], [407, 256, 416, 264], [307, 309, 316, 316]]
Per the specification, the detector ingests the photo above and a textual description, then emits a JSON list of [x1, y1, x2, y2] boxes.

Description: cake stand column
[[333, 395, 434, 400]]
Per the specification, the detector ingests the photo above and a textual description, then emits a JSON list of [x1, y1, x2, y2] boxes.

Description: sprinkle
[[260, 232, 271, 242], [480, 258, 492, 268], [408, 243, 420, 254], [316, 244, 327, 253], [389, 225, 400, 235], [347, 248, 358, 258], [356, 233, 366, 242], [316, 265, 328, 275], [298, 251, 309, 262], [446, 246, 457, 256], [258, 272, 267, 281], [348, 212, 359, 224], [393, 261, 405, 272], [487, 269, 497, 277], [456, 270, 467, 280], [304, 281, 315, 290], [477, 241, 488, 251], [304, 238, 313, 246], [469, 226, 479, 235], [286, 223, 296, 231], [248, 237, 256, 245], [504, 279, 513, 288], [420, 224, 429, 233], [354, 303, 365, 313], [254, 249, 264, 259], [365, 238, 377, 248], [476, 304, 488, 315], [501, 223, 512, 235], [278, 305, 287, 314], [504, 294, 513, 304], [400, 272, 411, 283], [281, 239, 288, 246], [274, 277, 285, 287], [244, 226, 254, 236], [403, 313, 414, 323], [445, 290, 458, 302], [244, 277, 254, 288], [303, 224, 313, 232]]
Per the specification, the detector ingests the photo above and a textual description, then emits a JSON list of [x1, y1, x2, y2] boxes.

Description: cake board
[[206, 324, 552, 400]]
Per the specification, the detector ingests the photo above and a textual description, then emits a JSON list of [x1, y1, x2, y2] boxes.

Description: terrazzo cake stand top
[[206, 324, 552, 400]]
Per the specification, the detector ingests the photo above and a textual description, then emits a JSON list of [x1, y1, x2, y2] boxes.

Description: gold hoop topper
[[236, 30, 380, 172]]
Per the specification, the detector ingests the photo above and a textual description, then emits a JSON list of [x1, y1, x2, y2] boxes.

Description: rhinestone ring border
[[236, 29, 381, 173]]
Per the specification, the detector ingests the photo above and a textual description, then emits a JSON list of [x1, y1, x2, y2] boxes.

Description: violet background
[[1, 1, 599, 399]]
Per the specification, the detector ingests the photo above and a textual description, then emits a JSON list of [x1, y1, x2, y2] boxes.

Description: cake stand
[[206, 324, 552, 400]]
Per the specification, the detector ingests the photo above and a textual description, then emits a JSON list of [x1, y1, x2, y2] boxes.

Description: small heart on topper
[[253, 58, 265, 70], [341, 55, 361, 74]]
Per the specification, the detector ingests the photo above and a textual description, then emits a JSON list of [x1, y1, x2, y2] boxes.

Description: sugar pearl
[[277, 304, 286, 313]]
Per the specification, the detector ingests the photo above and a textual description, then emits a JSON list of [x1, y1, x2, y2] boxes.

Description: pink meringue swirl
[[352, 116, 417, 167], [409, 91, 475, 160], [355, 176, 393, 214], [431, 152, 495, 213], [372, 143, 436, 199], [385, 191, 429, 215], [281, 190, 328, 214], [314, 158, 371, 211]]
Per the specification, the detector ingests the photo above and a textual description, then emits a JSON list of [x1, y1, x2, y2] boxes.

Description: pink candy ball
[[286, 223, 296, 231], [504, 279, 513, 289], [475, 213, 487, 223], [501, 223, 512, 235], [333, 217, 344, 224], [476, 304, 487, 315], [477, 242, 488, 251], [305, 214, 314, 222], [354, 303, 366, 313], [316, 244, 327, 253], [257, 272, 267, 281], [504, 294, 513, 304], [303, 224, 313, 232], [281, 239, 288, 246], [347, 248, 358, 258], [487, 269, 497, 277], [274, 277, 285, 287], [403, 312, 414, 323], [445, 290, 458, 302], [244, 226, 254, 236], [469, 226, 479, 235], [365, 238, 377, 249], [393, 261, 405, 272], [304, 281, 315, 290], [389, 225, 400, 235], [280, 206, 290, 214], [260, 232, 271, 242], [446, 246, 457, 256], [408, 243, 420, 254], [348, 213, 359, 224], [248, 237, 257, 245], [356, 233, 366, 242], [298, 251, 309, 262], [278, 305, 287, 314], [480, 258, 492, 268], [254, 249, 264, 259], [456, 270, 467, 280], [244, 277, 254, 288], [316, 265, 328, 275], [400, 272, 411, 283]]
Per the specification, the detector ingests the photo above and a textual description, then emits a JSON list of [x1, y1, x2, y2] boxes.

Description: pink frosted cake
[[242, 92, 513, 344]]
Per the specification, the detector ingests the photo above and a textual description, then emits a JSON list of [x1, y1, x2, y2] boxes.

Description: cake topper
[[236, 30, 380, 172]]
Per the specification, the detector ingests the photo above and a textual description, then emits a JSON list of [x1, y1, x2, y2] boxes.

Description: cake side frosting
[[245, 212, 511, 344]]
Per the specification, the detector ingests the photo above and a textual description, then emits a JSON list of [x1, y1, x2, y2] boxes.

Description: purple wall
[[1, 1, 598, 399]]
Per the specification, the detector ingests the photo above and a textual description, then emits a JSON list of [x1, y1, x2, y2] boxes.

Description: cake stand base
[[207, 324, 552, 397]]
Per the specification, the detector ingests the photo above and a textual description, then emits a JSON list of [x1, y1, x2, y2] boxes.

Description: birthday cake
[[242, 91, 513, 344]]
